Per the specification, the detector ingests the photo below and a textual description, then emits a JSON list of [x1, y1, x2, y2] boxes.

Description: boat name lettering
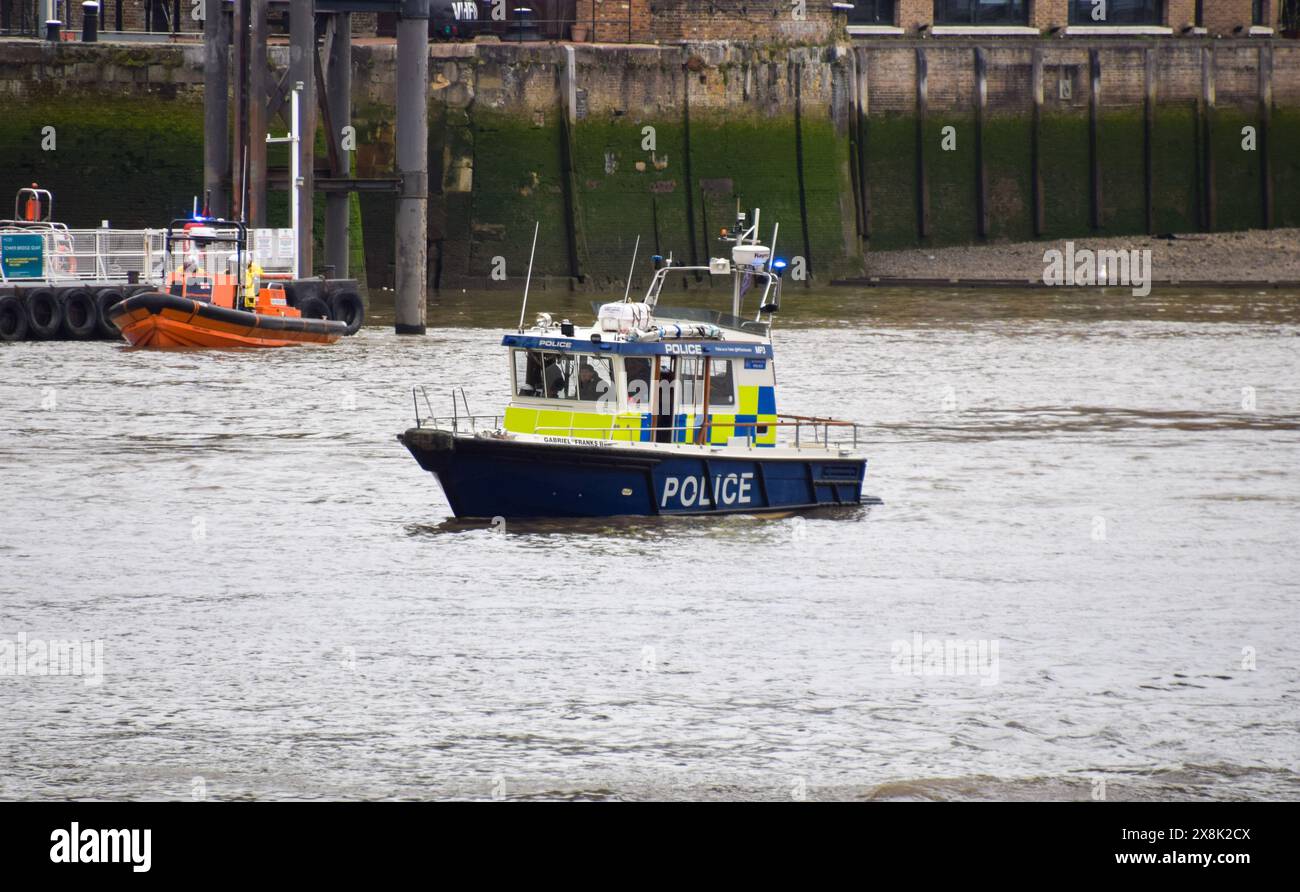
[[663, 343, 703, 355], [661, 472, 754, 508], [543, 437, 615, 446], [537, 339, 571, 349]]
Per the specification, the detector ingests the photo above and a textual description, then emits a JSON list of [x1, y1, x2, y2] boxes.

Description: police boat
[[398, 210, 869, 519]]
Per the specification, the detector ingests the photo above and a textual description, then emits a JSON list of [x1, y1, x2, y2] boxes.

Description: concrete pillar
[[202, 0, 230, 217], [325, 12, 352, 278], [247, 0, 268, 228], [394, 0, 429, 334], [290, 0, 316, 278]]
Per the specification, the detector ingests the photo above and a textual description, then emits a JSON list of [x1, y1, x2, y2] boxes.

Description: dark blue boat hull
[[398, 428, 866, 519]]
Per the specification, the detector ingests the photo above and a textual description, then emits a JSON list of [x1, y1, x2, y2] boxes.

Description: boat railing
[[411, 385, 502, 434], [411, 387, 863, 450], [531, 415, 863, 452]]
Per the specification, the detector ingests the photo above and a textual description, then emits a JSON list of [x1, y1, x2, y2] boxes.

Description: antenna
[[767, 222, 779, 270], [517, 221, 540, 333], [622, 234, 640, 303]]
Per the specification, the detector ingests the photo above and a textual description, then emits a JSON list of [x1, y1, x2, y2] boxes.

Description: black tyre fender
[[296, 294, 331, 321], [57, 287, 97, 339], [23, 288, 62, 339], [328, 289, 365, 335], [0, 293, 29, 341], [94, 288, 127, 339]]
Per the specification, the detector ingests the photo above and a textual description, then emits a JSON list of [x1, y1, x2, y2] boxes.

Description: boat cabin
[[500, 217, 787, 449], [160, 219, 298, 317], [501, 326, 779, 447]]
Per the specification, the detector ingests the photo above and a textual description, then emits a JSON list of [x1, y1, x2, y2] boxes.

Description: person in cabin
[[576, 363, 604, 401], [543, 355, 566, 398]]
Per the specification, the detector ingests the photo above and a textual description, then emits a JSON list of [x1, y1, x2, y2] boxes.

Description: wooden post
[[682, 57, 699, 269], [916, 48, 929, 241], [559, 45, 583, 282], [1088, 48, 1102, 231], [793, 62, 812, 283], [1201, 45, 1216, 232], [1031, 47, 1044, 237], [1144, 47, 1156, 235], [1260, 42, 1274, 230], [858, 48, 872, 239], [974, 47, 989, 240], [850, 47, 871, 240]]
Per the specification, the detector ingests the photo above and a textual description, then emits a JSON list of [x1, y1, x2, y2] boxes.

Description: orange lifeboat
[[110, 219, 346, 349]]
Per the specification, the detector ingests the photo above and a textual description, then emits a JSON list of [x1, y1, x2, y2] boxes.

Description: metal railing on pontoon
[[0, 225, 167, 287]]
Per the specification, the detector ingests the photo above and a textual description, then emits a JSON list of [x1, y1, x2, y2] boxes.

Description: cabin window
[[678, 357, 705, 408], [625, 357, 653, 408], [564, 355, 615, 404], [513, 349, 568, 399], [708, 359, 736, 407], [515, 350, 618, 403], [514, 349, 541, 397]]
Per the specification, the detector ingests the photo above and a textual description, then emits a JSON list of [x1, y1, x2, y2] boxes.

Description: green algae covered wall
[[849, 41, 1296, 256], [984, 113, 1035, 245], [406, 45, 860, 289], [0, 93, 205, 228], [2, 38, 1296, 294], [1275, 107, 1300, 230]]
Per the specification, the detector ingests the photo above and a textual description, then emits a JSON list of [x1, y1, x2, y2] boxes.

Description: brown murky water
[[1, 286, 1297, 800]]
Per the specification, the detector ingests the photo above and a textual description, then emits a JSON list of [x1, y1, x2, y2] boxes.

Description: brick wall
[[898, 0, 927, 31], [853, 0, 1282, 35], [1201, 0, 1274, 35], [647, 1, 834, 42], [1029, 0, 1067, 30], [575, 0, 652, 42]]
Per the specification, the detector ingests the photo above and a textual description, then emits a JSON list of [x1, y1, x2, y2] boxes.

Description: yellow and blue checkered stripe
[[504, 384, 776, 446]]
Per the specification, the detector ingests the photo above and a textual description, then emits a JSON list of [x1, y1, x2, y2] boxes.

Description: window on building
[[1254, 0, 1267, 25], [934, 0, 1029, 25], [708, 360, 736, 407], [1069, 0, 1165, 24], [1195, 0, 1203, 26], [1283, 0, 1300, 32], [848, 0, 896, 25]]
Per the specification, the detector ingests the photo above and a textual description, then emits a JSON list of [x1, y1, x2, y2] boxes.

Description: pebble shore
[[859, 229, 1300, 284]]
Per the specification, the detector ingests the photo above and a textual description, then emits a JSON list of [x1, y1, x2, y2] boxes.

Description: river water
[[1, 286, 1297, 800]]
